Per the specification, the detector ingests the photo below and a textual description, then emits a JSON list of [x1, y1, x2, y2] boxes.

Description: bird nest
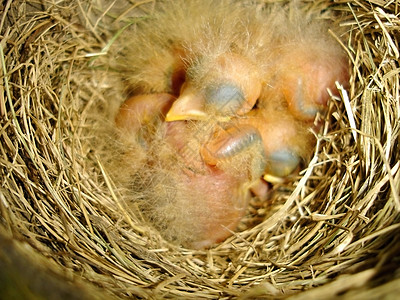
[[1, 0, 400, 299]]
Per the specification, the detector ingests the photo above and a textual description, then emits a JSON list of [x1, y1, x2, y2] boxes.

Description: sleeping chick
[[116, 93, 266, 248], [113, 0, 349, 249]]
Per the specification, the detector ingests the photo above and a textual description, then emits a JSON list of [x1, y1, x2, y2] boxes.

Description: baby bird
[[113, 0, 349, 248]]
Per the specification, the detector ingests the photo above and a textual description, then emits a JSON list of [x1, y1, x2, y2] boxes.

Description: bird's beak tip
[[164, 93, 207, 121], [165, 109, 207, 122], [263, 173, 285, 183]]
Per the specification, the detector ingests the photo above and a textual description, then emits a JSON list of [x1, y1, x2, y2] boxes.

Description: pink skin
[[114, 48, 349, 248], [115, 93, 176, 131], [167, 127, 251, 248], [276, 46, 349, 121], [116, 94, 259, 249], [199, 50, 349, 177]]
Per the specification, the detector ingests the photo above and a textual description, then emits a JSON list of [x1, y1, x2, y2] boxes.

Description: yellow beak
[[165, 92, 207, 121]]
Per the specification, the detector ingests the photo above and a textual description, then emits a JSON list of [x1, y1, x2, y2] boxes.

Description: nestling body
[[113, 0, 349, 248]]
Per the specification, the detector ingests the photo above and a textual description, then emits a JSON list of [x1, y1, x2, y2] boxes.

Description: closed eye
[[204, 83, 245, 116]]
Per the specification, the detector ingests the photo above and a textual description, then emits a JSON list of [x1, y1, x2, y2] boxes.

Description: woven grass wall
[[1, 0, 399, 299]]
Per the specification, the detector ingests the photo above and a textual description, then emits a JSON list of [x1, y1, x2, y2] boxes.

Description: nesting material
[[0, 0, 400, 299]]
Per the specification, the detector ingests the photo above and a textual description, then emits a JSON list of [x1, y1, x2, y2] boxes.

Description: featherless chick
[[113, 0, 349, 249]]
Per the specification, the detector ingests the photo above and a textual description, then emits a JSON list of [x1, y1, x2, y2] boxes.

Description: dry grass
[[0, 0, 399, 299]]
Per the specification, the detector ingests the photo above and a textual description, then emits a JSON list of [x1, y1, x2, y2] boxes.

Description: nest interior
[[1, 0, 400, 299]]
